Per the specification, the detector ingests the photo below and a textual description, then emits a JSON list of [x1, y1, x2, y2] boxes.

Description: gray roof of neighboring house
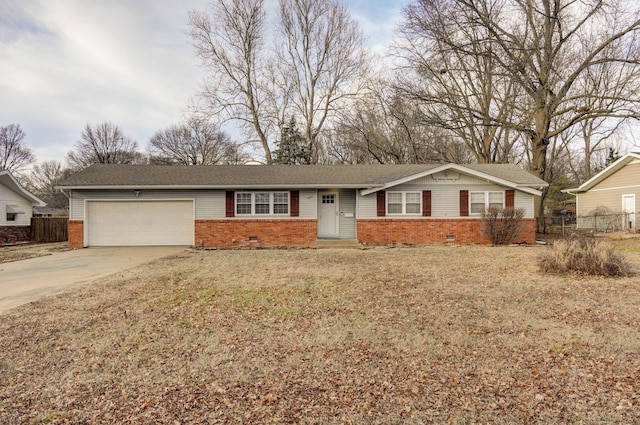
[[57, 163, 548, 190]]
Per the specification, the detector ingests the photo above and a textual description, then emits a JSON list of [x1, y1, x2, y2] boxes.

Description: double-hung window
[[236, 192, 289, 215], [470, 191, 504, 214], [387, 191, 421, 215]]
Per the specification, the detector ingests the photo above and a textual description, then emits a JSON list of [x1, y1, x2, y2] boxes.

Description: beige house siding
[[577, 162, 640, 216]]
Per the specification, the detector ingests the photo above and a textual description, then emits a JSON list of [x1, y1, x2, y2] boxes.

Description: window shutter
[[422, 190, 432, 217], [226, 191, 235, 217], [460, 190, 469, 217], [505, 189, 515, 208], [377, 191, 386, 217], [290, 191, 299, 217]]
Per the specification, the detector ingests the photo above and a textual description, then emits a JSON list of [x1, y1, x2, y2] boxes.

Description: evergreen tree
[[271, 117, 311, 164]]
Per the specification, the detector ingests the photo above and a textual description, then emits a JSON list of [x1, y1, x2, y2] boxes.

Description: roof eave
[[575, 152, 640, 192], [360, 164, 546, 196], [0, 171, 46, 206], [56, 183, 371, 190]]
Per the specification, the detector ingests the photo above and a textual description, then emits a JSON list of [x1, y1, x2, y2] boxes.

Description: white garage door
[[87, 200, 194, 246]]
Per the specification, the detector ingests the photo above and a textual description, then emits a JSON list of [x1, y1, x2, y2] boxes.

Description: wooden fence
[[30, 217, 68, 242]]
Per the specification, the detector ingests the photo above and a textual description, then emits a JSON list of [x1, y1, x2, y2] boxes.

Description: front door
[[318, 192, 339, 237], [622, 194, 636, 229]]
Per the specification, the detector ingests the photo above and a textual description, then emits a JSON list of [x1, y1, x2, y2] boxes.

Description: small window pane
[[387, 192, 402, 214], [273, 192, 289, 214], [255, 192, 270, 214], [470, 192, 485, 214], [406, 192, 421, 214], [322, 194, 334, 204], [236, 193, 251, 215], [489, 192, 503, 209]]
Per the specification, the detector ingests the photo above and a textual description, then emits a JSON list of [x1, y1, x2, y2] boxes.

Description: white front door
[[622, 194, 636, 229], [318, 192, 339, 237]]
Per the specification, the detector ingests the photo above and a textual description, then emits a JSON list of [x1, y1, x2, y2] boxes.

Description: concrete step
[[316, 239, 361, 249]]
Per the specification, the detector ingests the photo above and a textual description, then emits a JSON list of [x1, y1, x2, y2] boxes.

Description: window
[[254, 192, 270, 214], [321, 194, 335, 204], [406, 192, 421, 214], [470, 192, 486, 214], [236, 192, 289, 215], [236, 193, 252, 215], [273, 193, 289, 214], [6, 213, 16, 222], [387, 191, 421, 215], [470, 191, 504, 214], [387, 193, 403, 214]]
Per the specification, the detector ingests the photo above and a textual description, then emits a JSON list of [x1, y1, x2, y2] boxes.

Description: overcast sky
[[0, 0, 407, 164]]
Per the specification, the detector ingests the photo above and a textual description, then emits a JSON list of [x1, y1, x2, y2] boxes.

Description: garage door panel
[[87, 201, 194, 246]]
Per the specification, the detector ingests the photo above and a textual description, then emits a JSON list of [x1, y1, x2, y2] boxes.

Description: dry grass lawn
[[1, 242, 640, 424]]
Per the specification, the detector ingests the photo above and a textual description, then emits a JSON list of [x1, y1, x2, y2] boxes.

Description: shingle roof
[[57, 163, 547, 189]]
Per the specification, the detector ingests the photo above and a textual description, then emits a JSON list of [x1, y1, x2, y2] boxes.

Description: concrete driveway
[[0, 246, 186, 313]]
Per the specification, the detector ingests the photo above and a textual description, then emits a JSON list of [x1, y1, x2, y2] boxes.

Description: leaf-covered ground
[[1, 243, 639, 424], [0, 242, 68, 264]]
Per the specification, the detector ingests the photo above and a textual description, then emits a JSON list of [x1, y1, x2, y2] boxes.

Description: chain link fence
[[542, 208, 637, 236]]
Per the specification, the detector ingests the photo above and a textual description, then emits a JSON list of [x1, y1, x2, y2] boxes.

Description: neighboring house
[[0, 170, 46, 244], [565, 152, 640, 232], [56, 163, 548, 249]]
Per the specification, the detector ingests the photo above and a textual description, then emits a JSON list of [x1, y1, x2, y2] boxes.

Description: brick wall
[[0, 226, 31, 245], [357, 218, 537, 245], [68, 220, 84, 249], [195, 219, 317, 248]]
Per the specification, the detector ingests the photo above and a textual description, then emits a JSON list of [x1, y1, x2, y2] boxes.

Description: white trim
[[234, 191, 290, 216], [386, 191, 422, 216], [318, 190, 339, 237], [469, 191, 505, 216], [584, 184, 640, 192], [360, 163, 544, 196], [622, 194, 636, 229], [0, 170, 46, 206], [570, 152, 640, 193]]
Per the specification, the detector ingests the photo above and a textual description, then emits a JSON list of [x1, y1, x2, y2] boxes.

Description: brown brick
[[68, 220, 84, 249], [357, 218, 537, 245], [195, 219, 317, 248]]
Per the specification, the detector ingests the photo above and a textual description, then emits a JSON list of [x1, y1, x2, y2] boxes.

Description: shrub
[[538, 237, 633, 277], [481, 207, 526, 246]]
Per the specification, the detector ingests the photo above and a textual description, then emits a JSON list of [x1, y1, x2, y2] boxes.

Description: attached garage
[[86, 200, 194, 246]]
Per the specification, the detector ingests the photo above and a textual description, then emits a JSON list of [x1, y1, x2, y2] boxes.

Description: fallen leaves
[[0, 245, 639, 423]]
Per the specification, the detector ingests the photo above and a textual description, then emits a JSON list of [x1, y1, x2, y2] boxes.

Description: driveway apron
[[0, 247, 185, 313]]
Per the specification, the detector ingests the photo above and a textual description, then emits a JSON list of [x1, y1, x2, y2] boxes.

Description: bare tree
[[397, 0, 524, 164], [148, 119, 237, 165], [0, 124, 36, 173], [66, 122, 143, 171], [25, 160, 70, 209], [188, 0, 369, 164], [398, 0, 640, 179], [331, 79, 473, 164], [276, 0, 369, 163], [188, 0, 273, 162]]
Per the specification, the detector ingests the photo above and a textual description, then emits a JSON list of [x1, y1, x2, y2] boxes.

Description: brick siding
[[68, 217, 536, 249], [0, 226, 31, 245], [195, 219, 317, 248], [357, 218, 537, 245], [68, 220, 84, 249]]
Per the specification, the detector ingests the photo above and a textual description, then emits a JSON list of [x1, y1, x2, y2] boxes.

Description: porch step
[[316, 239, 361, 249]]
